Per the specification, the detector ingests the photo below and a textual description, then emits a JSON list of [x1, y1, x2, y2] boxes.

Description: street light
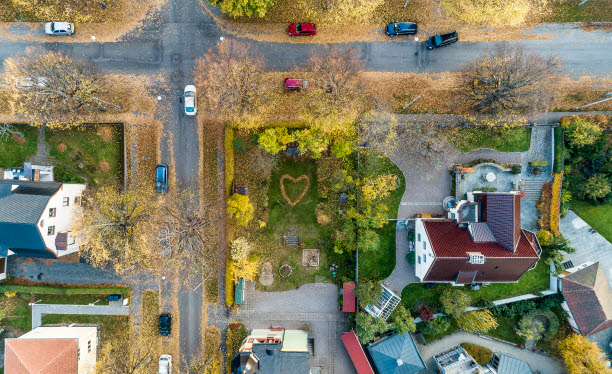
[[414, 37, 419, 42]]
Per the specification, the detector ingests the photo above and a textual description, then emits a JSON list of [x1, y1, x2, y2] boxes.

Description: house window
[[69, 235, 76, 245], [63, 197, 69, 207], [423, 242, 426, 250], [417, 233, 421, 242], [77, 347, 80, 361], [74, 196, 81, 205], [88, 340, 91, 352], [49, 208, 56, 217], [47, 226, 55, 236], [418, 256, 421, 264], [423, 255, 426, 263], [468, 253, 485, 264]]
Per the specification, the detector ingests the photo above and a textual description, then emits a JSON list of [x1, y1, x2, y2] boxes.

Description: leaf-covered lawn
[[0, 124, 38, 168], [543, 0, 612, 22], [447, 127, 532, 153]]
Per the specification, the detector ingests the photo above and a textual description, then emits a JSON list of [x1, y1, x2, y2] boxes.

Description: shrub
[[461, 343, 493, 365], [230, 237, 253, 260], [511, 164, 522, 174], [421, 317, 451, 336], [550, 173, 563, 236], [225, 127, 235, 196], [225, 260, 235, 306], [537, 293, 564, 311], [232, 137, 248, 153], [419, 305, 434, 322], [537, 230, 553, 247], [490, 300, 536, 318], [226, 323, 248, 358], [406, 252, 415, 266], [54, 165, 85, 184], [564, 118, 603, 149], [582, 173, 612, 202], [529, 161, 548, 167], [473, 299, 495, 308], [227, 194, 254, 226]]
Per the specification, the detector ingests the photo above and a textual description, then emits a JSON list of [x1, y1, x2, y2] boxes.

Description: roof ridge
[[16, 338, 77, 374], [7, 340, 31, 374]]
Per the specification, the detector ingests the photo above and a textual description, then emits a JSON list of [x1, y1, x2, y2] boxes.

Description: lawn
[[571, 201, 612, 244], [487, 316, 523, 345], [401, 260, 549, 313], [447, 127, 532, 153], [40, 314, 129, 342], [419, 319, 459, 343], [358, 151, 406, 282], [0, 124, 38, 168], [47, 124, 123, 186], [542, 0, 612, 22]]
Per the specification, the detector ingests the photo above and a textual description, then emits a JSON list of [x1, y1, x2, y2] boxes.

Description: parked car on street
[[158, 354, 172, 374], [156, 164, 168, 194], [15, 77, 47, 89], [184, 85, 197, 115], [288, 23, 317, 36], [425, 31, 458, 50], [284, 78, 310, 91], [159, 313, 172, 336], [385, 22, 417, 36], [45, 22, 74, 36]]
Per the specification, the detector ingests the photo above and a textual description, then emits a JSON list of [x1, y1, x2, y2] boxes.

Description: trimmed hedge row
[[0, 284, 129, 295]]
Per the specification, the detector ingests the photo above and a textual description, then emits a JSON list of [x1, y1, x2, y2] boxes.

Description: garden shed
[[234, 278, 245, 306], [341, 330, 374, 374]]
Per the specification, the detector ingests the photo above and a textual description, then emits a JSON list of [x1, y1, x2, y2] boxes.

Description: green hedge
[[461, 343, 493, 365], [0, 285, 129, 295], [529, 161, 548, 167]]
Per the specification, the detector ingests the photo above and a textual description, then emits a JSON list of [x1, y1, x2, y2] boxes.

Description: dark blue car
[[386, 22, 417, 36], [159, 313, 172, 336], [426, 31, 458, 50], [156, 164, 168, 194]]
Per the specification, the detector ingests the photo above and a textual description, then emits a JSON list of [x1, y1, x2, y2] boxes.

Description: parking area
[[233, 283, 354, 374]]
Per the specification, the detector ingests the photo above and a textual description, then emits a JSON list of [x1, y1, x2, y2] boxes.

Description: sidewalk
[[417, 330, 565, 373], [32, 303, 129, 329]]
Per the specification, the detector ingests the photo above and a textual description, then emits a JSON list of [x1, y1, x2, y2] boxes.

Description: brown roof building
[[560, 262, 612, 337], [414, 192, 541, 284], [4, 338, 78, 374]]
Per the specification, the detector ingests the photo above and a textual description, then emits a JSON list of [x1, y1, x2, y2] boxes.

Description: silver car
[[45, 22, 75, 36]]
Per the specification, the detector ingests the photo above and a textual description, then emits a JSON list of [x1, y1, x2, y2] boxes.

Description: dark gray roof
[[496, 354, 533, 374], [367, 333, 425, 374], [231, 343, 310, 374], [469, 222, 496, 242], [477, 193, 517, 252], [0, 180, 60, 258]]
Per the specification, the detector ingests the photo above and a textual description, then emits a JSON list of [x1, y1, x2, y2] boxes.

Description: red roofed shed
[[341, 330, 374, 374], [343, 283, 356, 313]]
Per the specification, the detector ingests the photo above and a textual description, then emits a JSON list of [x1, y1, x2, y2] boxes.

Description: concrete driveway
[[560, 210, 612, 288], [233, 283, 354, 374]]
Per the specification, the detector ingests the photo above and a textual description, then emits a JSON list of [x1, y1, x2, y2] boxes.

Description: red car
[[288, 23, 317, 37], [284, 78, 310, 91]]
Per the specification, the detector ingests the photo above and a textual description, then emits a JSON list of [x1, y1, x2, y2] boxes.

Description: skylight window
[[468, 253, 485, 264]]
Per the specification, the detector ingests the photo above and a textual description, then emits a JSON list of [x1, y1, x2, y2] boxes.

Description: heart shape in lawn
[[280, 174, 310, 207]]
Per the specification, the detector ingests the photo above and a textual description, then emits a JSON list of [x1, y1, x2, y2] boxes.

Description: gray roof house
[[0, 180, 86, 279], [367, 333, 426, 374]]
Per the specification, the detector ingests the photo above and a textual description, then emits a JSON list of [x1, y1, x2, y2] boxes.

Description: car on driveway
[[45, 22, 74, 36], [159, 313, 172, 336], [426, 31, 458, 50], [158, 354, 172, 374], [385, 22, 417, 36], [288, 23, 317, 36], [15, 77, 47, 89], [156, 164, 168, 194], [284, 78, 310, 91], [184, 85, 197, 115]]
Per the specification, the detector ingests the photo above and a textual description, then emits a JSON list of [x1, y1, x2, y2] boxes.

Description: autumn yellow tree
[[440, 289, 471, 319], [74, 186, 156, 272], [457, 310, 498, 333], [558, 334, 612, 374], [361, 174, 398, 202], [194, 40, 270, 125], [3, 51, 114, 125], [227, 194, 254, 226]]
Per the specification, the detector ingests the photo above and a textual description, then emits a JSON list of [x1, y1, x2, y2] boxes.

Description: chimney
[[34, 169, 40, 182]]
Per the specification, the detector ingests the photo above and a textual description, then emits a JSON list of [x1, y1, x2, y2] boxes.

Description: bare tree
[[194, 39, 269, 125], [159, 190, 216, 285], [305, 45, 368, 132], [248, 147, 279, 176], [457, 43, 562, 114], [74, 186, 156, 273], [4, 51, 113, 122], [96, 333, 154, 374]]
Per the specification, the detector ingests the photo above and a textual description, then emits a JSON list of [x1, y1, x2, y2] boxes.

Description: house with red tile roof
[[414, 192, 541, 284]]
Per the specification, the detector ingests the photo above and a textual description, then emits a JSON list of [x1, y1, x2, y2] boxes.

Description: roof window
[[468, 252, 485, 264]]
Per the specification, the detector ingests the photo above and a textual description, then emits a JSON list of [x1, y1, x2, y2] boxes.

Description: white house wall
[[36, 183, 85, 256], [415, 219, 435, 281]]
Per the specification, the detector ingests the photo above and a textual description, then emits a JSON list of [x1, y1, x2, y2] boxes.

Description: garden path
[[416, 330, 565, 373], [26, 125, 54, 166]]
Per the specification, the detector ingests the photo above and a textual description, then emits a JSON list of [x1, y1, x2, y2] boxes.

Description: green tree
[[457, 310, 498, 333], [390, 304, 416, 335], [421, 317, 451, 336], [559, 334, 612, 374], [517, 316, 544, 340], [258, 127, 292, 154], [354, 281, 382, 307], [355, 312, 387, 343], [564, 119, 603, 149], [543, 234, 576, 275], [583, 174, 611, 202], [227, 194, 254, 226], [536, 230, 553, 246], [440, 289, 471, 319], [209, 0, 277, 17], [294, 128, 329, 159], [330, 136, 355, 158]]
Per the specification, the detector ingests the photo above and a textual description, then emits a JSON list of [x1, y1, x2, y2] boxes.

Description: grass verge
[[553, 126, 563, 174], [40, 314, 129, 342], [447, 127, 532, 153], [542, 0, 612, 22], [0, 124, 38, 167]]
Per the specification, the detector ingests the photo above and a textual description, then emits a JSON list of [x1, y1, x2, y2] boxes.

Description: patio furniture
[[485, 172, 497, 182]]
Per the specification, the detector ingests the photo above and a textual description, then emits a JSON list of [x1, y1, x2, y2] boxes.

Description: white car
[[45, 22, 75, 36], [158, 354, 172, 374], [15, 77, 47, 89], [184, 85, 197, 116]]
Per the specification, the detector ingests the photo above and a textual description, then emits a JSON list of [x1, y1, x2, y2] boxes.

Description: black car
[[156, 164, 168, 194], [425, 31, 458, 50], [159, 313, 172, 336], [386, 22, 417, 36]]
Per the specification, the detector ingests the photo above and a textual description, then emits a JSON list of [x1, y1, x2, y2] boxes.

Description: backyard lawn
[[40, 314, 129, 342], [401, 261, 549, 312], [571, 201, 612, 244], [47, 125, 123, 186], [487, 316, 523, 345], [447, 127, 532, 153], [0, 124, 38, 168], [543, 0, 612, 22]]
